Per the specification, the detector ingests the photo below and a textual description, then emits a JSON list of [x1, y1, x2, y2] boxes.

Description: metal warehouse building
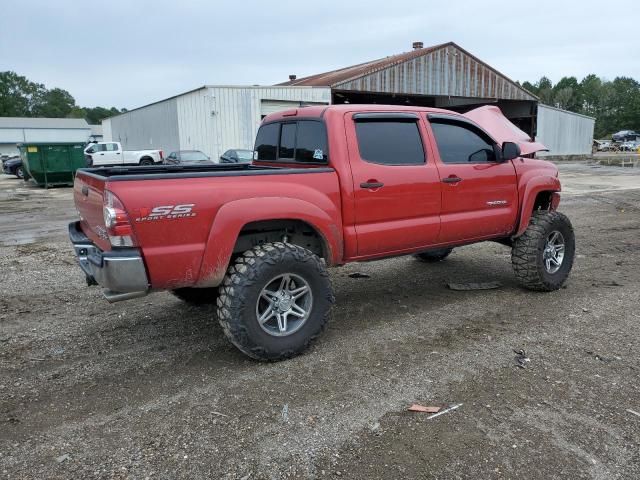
[[0, 117, 94, 157], [104, 41, 594, 159], [103, 86, 331, 161]]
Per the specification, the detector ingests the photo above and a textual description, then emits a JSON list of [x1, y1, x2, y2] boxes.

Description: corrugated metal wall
[[536, 105, 595, 156], [335, 44, 535, 101], [0, 127, 91, 143], [176, 86, 330, 160], [102, 118, 112, 142], [108, 97, 180, 154]]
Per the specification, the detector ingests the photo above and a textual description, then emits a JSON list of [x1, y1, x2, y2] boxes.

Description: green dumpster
[[19, 143, 86, 188]]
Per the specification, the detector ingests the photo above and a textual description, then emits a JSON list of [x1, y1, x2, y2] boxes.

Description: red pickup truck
[[69, 104, 574, 360]]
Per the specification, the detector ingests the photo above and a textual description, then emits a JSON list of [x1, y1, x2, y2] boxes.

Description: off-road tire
[[512, 211, 575, 291], [414, 248, 453, 263], [139, 158, 153, 166], [217, 242, 335, 361], [171, 287, 219, 305]]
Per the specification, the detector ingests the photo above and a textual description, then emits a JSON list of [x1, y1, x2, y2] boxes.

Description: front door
[[347, 112, 442, 257], [102, 142, 122, 164], [426, 116, 519, 243]]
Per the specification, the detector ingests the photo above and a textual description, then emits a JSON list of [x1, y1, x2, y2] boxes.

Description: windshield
[[235, 150, 254, 162], [180, 151, 210, 162]]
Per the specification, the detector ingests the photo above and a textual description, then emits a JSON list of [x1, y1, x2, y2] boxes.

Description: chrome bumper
[[68, 222, 149, 303]]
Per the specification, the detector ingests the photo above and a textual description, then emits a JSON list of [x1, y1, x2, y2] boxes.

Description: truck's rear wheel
[[511, 211, 575, 291], [414, 247, 453, 262], [217, 242, 334, 361], [140, 158, 153, 166], [171, 287, 219, 305]]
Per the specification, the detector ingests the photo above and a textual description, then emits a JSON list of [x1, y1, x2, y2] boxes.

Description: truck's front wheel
[[217, 242, 334, 361], [511, 211, 575, 291]]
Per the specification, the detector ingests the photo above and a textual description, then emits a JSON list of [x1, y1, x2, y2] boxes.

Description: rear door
[[346, 112, 441, 256], [425, 115, 518, 243]]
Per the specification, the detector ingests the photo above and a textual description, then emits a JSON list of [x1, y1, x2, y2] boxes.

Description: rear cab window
[[254, 120, 328, 164]]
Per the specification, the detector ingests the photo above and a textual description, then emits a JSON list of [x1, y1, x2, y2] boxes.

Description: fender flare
[[195, 197, 343, 287], [513, 176, 561, 237]]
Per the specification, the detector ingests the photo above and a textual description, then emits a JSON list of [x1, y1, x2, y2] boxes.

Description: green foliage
[[0, 70, 125, 125], [521, 74, 640, 138], [0, 71, 46, 116]]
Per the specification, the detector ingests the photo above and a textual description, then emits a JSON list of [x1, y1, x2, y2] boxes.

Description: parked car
[[2, 156, 25, 179], [612, 130, 640, 142], [620, 140, 640, 152], [220, 149, 254, 164], [593, 139, 611, 152], [69, 104, 574, 361], [84, 142, 163, 167], [164, 150, 213, 165]]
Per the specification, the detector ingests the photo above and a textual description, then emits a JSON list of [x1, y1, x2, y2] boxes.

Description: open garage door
[[260, 100, 328, 119]]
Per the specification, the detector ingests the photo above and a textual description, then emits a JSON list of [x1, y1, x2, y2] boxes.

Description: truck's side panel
[[422, 116, 520, 242], [104, 171, 341, 290], [196, 193, 342, 287], [343, 113, 442, 256], [513, 159, 561, 236]]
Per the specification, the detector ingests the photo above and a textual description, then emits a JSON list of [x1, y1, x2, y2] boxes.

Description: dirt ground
[[1, 163, 639, 479]]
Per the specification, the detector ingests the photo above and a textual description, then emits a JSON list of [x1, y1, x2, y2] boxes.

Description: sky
[[1, 0, 637, 110]]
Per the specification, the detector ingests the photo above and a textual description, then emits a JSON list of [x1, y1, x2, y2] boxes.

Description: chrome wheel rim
[[256, 273, 313, 337], [543, 231, 565, 274]]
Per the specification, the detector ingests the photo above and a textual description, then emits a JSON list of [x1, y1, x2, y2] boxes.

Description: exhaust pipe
[[103, 289, 148, 303]]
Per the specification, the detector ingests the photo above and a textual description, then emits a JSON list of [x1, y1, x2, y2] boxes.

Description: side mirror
[[502, 142, 521, 161]]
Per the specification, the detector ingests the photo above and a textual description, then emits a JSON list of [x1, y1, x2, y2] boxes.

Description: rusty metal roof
[[277, 42, 537, 102], [278, 42, 449, 87]]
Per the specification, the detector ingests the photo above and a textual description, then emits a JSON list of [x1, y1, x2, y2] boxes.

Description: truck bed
[[73, 162, 342, 291], [78, 163, 334, 181]]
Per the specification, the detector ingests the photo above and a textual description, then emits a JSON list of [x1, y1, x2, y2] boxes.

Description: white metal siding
[[176, 86, 330, 160], [0, 127, 90, 143], [23, 128, 90, 143], [0, 129, 25, 143], [102, 118, 112, 141], [536, 105, 595, 156], [260, 100, 327, 116], [0, 144, 19, 156], [108, 97, 180, 154]]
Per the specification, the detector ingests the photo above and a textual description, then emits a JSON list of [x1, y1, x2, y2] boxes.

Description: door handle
[[442, 176, 462, 184], [360, 181, 384, 189], [116, 152, 121, 155]]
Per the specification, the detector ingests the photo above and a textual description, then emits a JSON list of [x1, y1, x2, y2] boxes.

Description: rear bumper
[[68, 221, 149, 303]]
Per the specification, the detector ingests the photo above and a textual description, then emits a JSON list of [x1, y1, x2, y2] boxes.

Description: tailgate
[[74, 171, 111, 251]]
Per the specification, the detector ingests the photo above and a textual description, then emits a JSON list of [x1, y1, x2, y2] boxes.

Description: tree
[[552, 77, 581, 111], [83, 106, 122, 124], [0, 71, 45, 116], [0, 70, 127, 125], [519, 74, 640, 138], [32, 87, 76, 117]]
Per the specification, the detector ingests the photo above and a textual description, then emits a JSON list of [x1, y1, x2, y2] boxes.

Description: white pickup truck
[[84, 142, 163, 167]]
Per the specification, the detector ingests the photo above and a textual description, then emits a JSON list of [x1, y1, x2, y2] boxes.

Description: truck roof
[[262, 104, 461, 123]]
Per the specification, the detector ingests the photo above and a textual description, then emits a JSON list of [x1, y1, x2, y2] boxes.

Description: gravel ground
[[1, 163, 639, 479]]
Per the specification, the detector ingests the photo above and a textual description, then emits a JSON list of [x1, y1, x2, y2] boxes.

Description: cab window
[[254, 120, 328, 163], [430, 120, 497, 164], [354, 119, 425, 165]]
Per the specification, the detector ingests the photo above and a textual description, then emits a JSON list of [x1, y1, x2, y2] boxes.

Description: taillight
[[159, 150, 164, 160], [103, 190, 137, 247]]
